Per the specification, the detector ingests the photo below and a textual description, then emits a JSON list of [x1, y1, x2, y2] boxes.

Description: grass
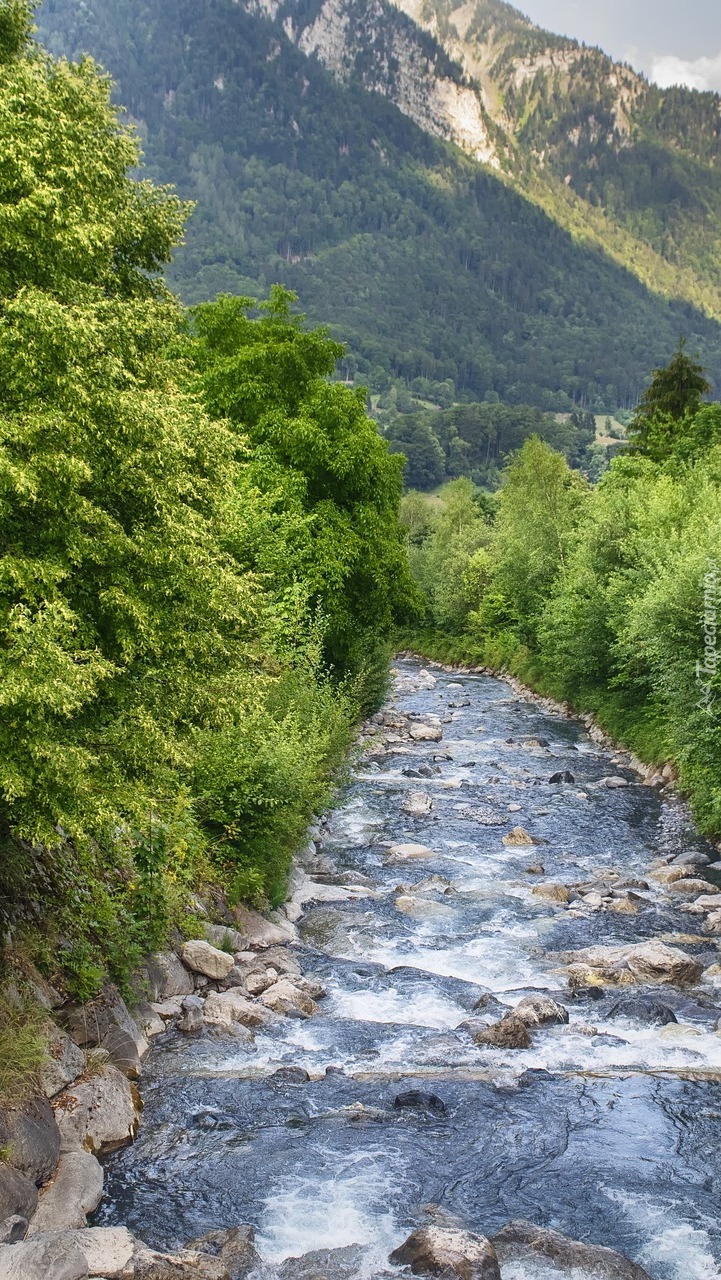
[[0, 994, 49, 1106]]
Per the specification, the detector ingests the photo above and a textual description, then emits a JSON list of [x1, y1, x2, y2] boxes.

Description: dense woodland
[[0, 5, 417, 1003], [403, 348, 721, 837], [36, 0, 721, 413]]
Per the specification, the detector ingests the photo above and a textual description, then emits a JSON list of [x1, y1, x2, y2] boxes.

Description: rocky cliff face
[[290, 0, 499, 164]]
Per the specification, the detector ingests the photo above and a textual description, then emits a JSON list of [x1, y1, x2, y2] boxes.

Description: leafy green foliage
[[0, 4, 413, 992], [628, 340, 714, 460]]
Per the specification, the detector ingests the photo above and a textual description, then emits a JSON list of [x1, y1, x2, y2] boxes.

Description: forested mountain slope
[[37, 0, 721, 409]]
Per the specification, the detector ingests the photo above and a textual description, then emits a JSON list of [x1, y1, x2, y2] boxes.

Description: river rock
[[472, 1015, 531, 1049], [502, 827, 540, 846], [60, 988, 149, 1063], [606, 996, 678, 1026], [99, 1026, 143, 1078], [513, 996, 569, 1027], [532, 882, 570, 904], [181, 940, 235, 981], [27, 1150, 104, 1233], [389, 1226, 500, 1280], [178, 995, 205, 1034], [402, 792, 433, 817], [260, 979, 318, 1018], [279, 1244, 367, 1280], [395, 895, 454, 918], [386, 843, 436, 861], [0, 1164, 37, 1223], [55, 1064, 139, 1154], [685, 893, 721, 913], [409, 723, 443, 742], [624, 941, 703, 985], [188, 1226, 261, 1279], [40, 1028, 86, 1099], [203, 989, 266, 1030], [0, 1097, 61, 1185], [0, 1216, 28, 1244], [131, 1002, 166, 1039], [232, 905, 295, 948], [203, 923, 247, 953], [671, 850, 711, 869], [603, 776, 629, 788], [393, 1090, 447, 1114], [667, 877, 718, 897], [145, 951, 195, 1000], [491, 1220, 652, 1280], [0, 1235, 89, 1280], [549, 771, 575, 783]]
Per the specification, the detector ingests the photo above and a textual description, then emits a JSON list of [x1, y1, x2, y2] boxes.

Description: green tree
[[628, 339, 711, 458]]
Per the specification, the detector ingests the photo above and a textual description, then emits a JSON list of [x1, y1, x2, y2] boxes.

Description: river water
[[97, 659, 721, 1279]]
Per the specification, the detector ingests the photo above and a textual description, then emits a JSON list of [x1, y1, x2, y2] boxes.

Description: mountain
[[36, 0, 721, 411]]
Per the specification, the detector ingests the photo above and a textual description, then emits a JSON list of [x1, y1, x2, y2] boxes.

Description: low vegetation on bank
[[0, 4, 417, 1010], [401, 345, 721, 839]]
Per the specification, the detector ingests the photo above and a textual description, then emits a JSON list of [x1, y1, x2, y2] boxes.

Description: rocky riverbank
[[4, 659, 721, 1279]]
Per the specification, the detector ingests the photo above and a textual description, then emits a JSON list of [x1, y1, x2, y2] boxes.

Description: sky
[[517, 0, 721, 92]]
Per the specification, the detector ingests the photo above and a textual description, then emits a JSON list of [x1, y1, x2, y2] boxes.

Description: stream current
[[97, 660, 721, 1279]]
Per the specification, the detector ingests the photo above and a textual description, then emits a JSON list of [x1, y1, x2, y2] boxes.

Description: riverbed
[[96, 660, 721, 1279]]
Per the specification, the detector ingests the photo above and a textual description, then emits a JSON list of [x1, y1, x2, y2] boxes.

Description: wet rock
[[203, 989, 266, 1031], [602, 776, 629, 789], [525, 863, 545, 875], [178, 995, 205, 1035], [590, 1034, 629, 1048], [472, 1015, 532, 1049], [502, 827, 543, 846], [393, 1090, 447, 1114], [685, 893, 721, 914], [532, 882, 569, 904], [39, 1028, 86, 1099], [491, 1220, 652, 1280], [0, 1215, 27, 1244], [624, 941, 703, 986], [232, 905, 295, 948], [402, 791, 434, 817], [389, 1225, 500, 1280], [1, 1097, 61, 1185], [606, 996, 678, 1026], [672, 850, 711, 868], [668, 877, 718, 897], [386, 842, 436, 861], [27, 1150, 103, 1233], [549, 771, 575, 783], [145, 951, 196, 1000], [273, 1066, 311, 1083], [395, 895, 454, 918], [409, 723, 443, 742], [261, 979, 318, 1018], [188, 1226, 261, 1279], [0, 1235, 89, 1280], [279, 1243, 367, 1280], [54, 1064, 140, 1154], [513, 996, 569, 1027], [181, 940, 235, 981], [0, 1164, 37, 1223]]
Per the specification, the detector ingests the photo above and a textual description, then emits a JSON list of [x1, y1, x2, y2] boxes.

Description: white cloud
[[650, 50, 721, 92]]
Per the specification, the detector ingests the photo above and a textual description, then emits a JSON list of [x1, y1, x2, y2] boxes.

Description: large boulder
[[606, 996, 677, 1026], [491, 1220, 652, 1280], [0, 1097, 61, 1185], [624, 941, 703, 986], [532, 883, 569, 905], [99, 1026, 143, 1079], [27, 1150, 103, 1233], [40, 1029, 86, 1100], [55, 1064, 140, 1154], [0, 1164, 37, 1223], [188, 1226, 261, 1279], [260, 979, 318, 1018], [278, 1244, 366, 1280], [60, 987, 148, 1061], [389, 1226, 500, 1280], [513, 996, 569, 1027], [472, 1016, 531, 1050], [402, 792, 433, 817], [145, 952, 195, 1000], [409, 723, 443, 742], [181, 941, 235, 981], [232, 906, 295, 949], [0, 1235, 88, 1280], [202, 989, 267, 1031]]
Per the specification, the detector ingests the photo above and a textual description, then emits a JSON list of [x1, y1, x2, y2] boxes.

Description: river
[[95, 659, 721, 1279]]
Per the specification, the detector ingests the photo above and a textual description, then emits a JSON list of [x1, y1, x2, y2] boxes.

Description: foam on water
[[329, 982, 467, 1030], [255, 1148, 400, 1269], [605, 1191, 721, 1280]]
